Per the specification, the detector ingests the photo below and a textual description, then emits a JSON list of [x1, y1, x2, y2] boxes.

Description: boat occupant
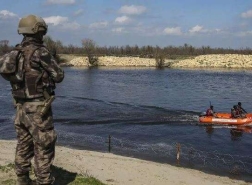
[[206, 105, 216, 117], [231, 105, 241, 118], [237, 102, 247, 117]]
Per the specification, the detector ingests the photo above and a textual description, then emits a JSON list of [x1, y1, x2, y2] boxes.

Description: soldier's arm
[[33, 47, 64, 83], [0, 51, 20, 81]]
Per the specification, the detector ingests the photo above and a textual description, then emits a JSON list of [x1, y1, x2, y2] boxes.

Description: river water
[[1, 67, 252, 179]]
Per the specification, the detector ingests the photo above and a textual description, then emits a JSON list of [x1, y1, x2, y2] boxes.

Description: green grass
[[52, 166, 105, 185], [0, 163, 15, 173], [1, 179, 16, 185], [0, 164, 106, 185]]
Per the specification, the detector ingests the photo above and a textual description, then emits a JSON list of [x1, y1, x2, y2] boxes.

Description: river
[[1, 67, 252, 179]]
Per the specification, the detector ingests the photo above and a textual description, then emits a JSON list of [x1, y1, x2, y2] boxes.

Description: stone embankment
[[65, 54, 252, 69], [172, 54, 252, 69], [68, 56, 157, 67]]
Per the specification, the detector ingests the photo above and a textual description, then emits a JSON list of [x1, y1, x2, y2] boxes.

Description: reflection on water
[[230, 129, 243, 140], [205, 125, 215, 135], [204, 125, 252, 140], [230, 126, 252, 140]]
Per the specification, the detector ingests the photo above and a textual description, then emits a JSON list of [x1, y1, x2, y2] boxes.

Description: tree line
[[1, 36, 252, 60]]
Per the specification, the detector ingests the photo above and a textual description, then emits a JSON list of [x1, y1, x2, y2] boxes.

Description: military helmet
[[18, 15, 48, 35]]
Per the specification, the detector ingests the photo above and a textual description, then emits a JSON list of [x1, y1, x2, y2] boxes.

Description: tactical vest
[[11, 44, 46, 99]]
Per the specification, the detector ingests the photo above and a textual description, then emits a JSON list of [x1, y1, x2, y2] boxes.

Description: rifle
[[40, 95, 55, 116]]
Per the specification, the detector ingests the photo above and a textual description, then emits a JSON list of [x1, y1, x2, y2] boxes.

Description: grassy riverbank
[[0, 163, 105, 185]]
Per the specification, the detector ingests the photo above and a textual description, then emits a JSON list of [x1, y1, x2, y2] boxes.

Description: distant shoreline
[[59, 54, 252, 69]]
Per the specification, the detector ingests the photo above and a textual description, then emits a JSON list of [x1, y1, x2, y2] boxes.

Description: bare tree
[[82, 38, 98, 66], [155, 46, 165, 69], [0, 40, 9, 46], [43, 36, 57, 55], [0, 40, 10, 55], [43, 36, 65, 63]]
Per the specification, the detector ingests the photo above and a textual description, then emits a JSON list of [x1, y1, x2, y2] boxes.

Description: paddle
[[242, 107, 247, 114]]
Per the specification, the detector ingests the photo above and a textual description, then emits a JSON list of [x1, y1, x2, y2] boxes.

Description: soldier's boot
[[36, 181, 54, 185], [16, 174, 35, 185], [36, 176, 55, 185]]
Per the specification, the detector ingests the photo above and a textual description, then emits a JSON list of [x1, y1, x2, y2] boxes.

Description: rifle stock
[[40, 95, 55, 116]]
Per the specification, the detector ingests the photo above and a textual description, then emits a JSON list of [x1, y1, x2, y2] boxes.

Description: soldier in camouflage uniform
[[0, 15, 64, 185]]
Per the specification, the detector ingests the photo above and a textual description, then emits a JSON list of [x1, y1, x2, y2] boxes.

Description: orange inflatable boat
[[199, 113, 252, 125]]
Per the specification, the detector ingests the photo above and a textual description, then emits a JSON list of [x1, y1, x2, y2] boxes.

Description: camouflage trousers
[[14, 101, 57, 185]]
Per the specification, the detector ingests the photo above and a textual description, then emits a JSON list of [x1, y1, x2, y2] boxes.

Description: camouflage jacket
[[0, 37, 64, 99]]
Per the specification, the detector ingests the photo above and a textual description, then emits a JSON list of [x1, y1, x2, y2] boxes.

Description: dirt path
[[0, 140, 251, 185]]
